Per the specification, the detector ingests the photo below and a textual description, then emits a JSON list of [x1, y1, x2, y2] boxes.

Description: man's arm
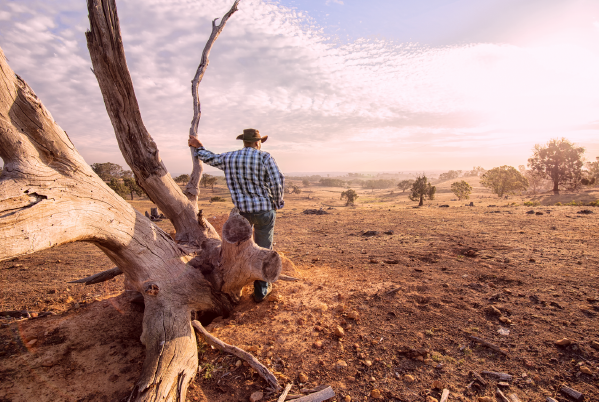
[[188, 136, 225, 170], [265, 155, 285, 210]]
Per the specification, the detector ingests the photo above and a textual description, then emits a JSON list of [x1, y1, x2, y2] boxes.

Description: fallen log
[[291, 386, 335, 402]]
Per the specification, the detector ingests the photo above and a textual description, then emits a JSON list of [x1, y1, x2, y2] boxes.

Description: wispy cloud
[[325, 0, 344, 6], [0, 0, 598, 173]]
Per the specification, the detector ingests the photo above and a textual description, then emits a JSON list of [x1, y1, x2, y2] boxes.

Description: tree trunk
[[419, 194, 424, 206], [0, 1, 283, 400], [553, 179, 559, 195]]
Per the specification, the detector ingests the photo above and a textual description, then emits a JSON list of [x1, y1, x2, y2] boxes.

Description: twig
[[185, 0, 241, 202], [470, 370, 488, 385], [439, 389, 450, 402], [291, 386, 335, 402], [480, 370, 513, 381], [191, 320, 280, 391], [496, 388, 510, 402], [68, 267, 123, 285], [385, 286, 402, 296], [470, 335, 510, 356], [277, 383, 293, 402], [279, 274, 301, 282]]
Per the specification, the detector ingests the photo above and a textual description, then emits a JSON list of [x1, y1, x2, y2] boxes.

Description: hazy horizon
[[1, 0, 598, 174]]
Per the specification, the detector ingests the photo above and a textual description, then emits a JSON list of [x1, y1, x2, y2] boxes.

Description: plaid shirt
[[194, 146, 285, 213]]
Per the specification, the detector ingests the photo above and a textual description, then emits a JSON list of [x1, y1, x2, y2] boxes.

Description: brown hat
[[236, 128, 268, 143]]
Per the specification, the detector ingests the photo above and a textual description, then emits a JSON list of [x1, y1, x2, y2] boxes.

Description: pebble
[[370, 389, 382, 399], [579, 366, 593, 375], [298, 373, 308, 383], [498, 381, 510, 388], [431, 380, 443, 389], [249, 391, 263, 402], [555, 338, 572, 346], [426, 397, 438, 402], [344, 396, 351, 402], [26, 339, 37, 347], [590, 341, 599, 350], [235, 360, 242, 367], [336, 360, 348, 369], [364, 360, 373, 367], [313, 340, 323, 349], [499, 316, 512, 324], [335, 326, 345, 337], [347, 311, 359, 320], [404, 374, 415, 383], [489, 306, 502, 315]]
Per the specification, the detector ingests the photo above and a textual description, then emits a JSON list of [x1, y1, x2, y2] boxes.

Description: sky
[[1, 0, 599, 174]]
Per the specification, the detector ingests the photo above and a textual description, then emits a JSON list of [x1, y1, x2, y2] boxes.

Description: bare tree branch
[[85, 0, 219, 245], [185, 0, 241, 203]]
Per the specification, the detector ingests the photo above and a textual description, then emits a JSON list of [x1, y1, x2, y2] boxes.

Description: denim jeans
[[240, 210, 276, 299]]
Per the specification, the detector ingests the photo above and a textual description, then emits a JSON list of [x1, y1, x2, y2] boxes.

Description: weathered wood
[[279, 274, 300, 282], [496, 388, 510, 402], [277, 383, 293, 402], [470, 335, 510, 356], [191, 320, 280, 391], [185, 0, 240, 204], [439, 389, 450, 402], [480, 370, 513, 381], [292, 387, 335, 402], [508, 393, 521, 402], [69, 267, 123, 285], [470, 370, 488, 385], [85, 0, 219, 245], [560, 385, 583, 401]]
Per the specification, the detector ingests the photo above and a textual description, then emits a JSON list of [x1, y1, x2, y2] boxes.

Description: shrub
[[450, 180, 472, 200], [523, 201, 540, 207], [555, 202, 562, 206], [341, 189, 359, 206], [209, 196, 227, 203], [174, 174, 190, 183], [589, 200, 599, 207]]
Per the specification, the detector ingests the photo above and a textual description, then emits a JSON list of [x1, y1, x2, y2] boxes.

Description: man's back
[[195, 146, 285, 213]]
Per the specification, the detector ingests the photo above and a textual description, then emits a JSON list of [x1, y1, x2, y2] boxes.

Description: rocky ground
[[1, 186, 598, 402]]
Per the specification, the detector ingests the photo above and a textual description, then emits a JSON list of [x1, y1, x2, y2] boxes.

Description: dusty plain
[[1, 179, 598, 402]]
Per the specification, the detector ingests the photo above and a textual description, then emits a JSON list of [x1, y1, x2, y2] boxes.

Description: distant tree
[[480, 166, 528, 197], [123, 177, 145, 200], [174, 174, 190, 183], [363, 179, 395, 192], [397, 179, 414, 193], [585, 157, 599, 186], [319, 178, 346, 187], [341, 189, 359, 206], [302, 178, 310, 187], [464, 166, 486, 177], [122, 170, 134, 179], [108, 178, 129, 199], [528, 138, 585, 195], [438, 170, 461, 181], [201, 174, 218, 191], [91, 162, 125, 181], [290, 185, 302, 194], [450, 180, 472, 200], [518, 165, 547, 195], [409, 175, 436, 206]]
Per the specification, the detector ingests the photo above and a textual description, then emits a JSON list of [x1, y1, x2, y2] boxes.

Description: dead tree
[[0, 0, 284, 400]]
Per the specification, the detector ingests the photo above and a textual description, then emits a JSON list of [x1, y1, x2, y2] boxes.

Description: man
[[188, 128, 285, 302]]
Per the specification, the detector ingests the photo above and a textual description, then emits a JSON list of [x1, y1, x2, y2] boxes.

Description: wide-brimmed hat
[[236, 128, 268, 143]]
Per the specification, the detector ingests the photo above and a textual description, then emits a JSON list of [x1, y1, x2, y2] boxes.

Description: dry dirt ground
[[1, 183, 599, 402]]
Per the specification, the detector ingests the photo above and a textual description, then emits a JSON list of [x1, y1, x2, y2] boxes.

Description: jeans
[[240, 210, 276, 299]]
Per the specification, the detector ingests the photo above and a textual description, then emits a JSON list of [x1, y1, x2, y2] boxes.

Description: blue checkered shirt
[[194, 147, 285, 213]]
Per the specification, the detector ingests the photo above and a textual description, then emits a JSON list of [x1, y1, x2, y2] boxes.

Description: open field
[[1, 184, 598, 402]]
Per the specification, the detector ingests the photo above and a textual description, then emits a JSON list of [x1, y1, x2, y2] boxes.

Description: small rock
[[318, 303, 328, 312], [26, 339, 37, 347], [370, 389, 382, 399], [488, 306, 502, 315], [590, 340, 599, 350], [526, 210, 535, 214], [344, 396, 351, 402], [535, 212, 544, 215], [336, 360, 348, 369], [298, 373, 308, 383], [249, 391, 263, 402], [369, 259, 379, 264], [498, 381, 510, 388], [404, 374, 415, 383], [347, 311, 359, 320], [335, 326, 345, 338], [499, 316, 512, 324], [478, 397, 494, 402], [579, 366, 593, 375], [555, 338, 572, 346], [364, 360, 373, 367], [235, 360, 242, 367], [426, 397, 438, 402], [313, 340, 323, 349], [432, 380, 443, 389]]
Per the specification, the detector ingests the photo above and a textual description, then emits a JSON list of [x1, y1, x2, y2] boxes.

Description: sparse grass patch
[[523, 201, 540, 207], [209, 196, 227, 203]]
